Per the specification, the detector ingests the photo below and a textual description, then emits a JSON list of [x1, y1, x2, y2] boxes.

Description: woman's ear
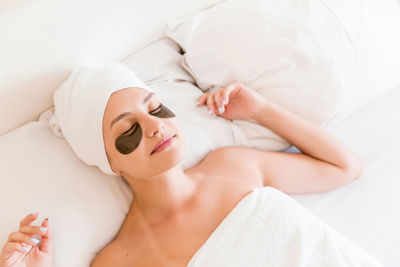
[[109, 161, 121, 176], [114, 169, 121, 176], [105, 150, 121, 176]]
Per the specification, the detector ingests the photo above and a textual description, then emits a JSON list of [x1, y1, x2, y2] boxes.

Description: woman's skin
[[0, 81, 364, 267], [0, 213, 52, 267]]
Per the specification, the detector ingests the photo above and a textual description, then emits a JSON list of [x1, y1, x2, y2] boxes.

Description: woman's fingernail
[[218, 106, 224, 114], [222, 99, 227, 105], [22, 246, 30, 252], [40, 227, 47, 232], [31, 212, 39, 216], [30, 237, 40, 244], [208, 110, 213, 116]]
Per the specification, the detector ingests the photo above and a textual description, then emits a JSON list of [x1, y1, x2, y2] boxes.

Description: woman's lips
[[151, 135, 176, 155]]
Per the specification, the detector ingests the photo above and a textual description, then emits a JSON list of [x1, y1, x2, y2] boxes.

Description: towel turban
[[52, 61, 154, 176]]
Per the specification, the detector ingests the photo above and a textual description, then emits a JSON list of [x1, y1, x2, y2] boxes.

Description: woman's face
[[102, 87, 186, 178]]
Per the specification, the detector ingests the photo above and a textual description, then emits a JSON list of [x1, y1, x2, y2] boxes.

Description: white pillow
[[0, 121, 133, 267], [122, 37, 290, 161], [166, 0, 400, 134], [122, 37, 291, 151]]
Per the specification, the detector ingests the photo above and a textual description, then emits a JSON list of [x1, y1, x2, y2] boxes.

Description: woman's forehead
[[105, 88, 156, 121], [110, 87, 155, 105], [112, 87, 150, 98]]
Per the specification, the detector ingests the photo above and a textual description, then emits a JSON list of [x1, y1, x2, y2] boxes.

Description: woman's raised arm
[[196, 82, 364, 194], [197, 81, 364, 175], [251, 89, 364, 175]]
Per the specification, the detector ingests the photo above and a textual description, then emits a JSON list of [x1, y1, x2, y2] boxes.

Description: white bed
[[290, 84, 400, 267], [1, 0, 399, 266]]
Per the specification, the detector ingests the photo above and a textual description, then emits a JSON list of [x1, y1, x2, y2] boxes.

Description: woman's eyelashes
[[122, 123, 136, 136], [120, 104, 163, 136], [152, 103, 163, 114]]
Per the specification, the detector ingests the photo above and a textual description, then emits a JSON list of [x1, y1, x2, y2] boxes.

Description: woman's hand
[[0, 212, 53, 267], [196, 81, 268, 122]]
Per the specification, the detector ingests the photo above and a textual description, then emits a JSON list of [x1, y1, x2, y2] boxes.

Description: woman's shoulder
[[90, 239, 141, 267], [90, 241, 119, 267], [187, 146, 263, 189], [194, 146, 262, 177]]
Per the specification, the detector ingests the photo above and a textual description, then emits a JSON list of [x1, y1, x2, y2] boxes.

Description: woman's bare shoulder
[[203, 146, 260, 171], [90, 242, 118, 267], [190, 146, 263, 188], [90, 240, 134, 267]]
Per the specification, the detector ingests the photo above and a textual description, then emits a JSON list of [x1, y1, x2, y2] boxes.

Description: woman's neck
[[124, 164, 201, 225]]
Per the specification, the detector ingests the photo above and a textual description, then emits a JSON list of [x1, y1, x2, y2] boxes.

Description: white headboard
[[0, 0, 223, 136]]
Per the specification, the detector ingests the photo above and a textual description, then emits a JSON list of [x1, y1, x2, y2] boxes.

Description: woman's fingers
[[220, 85, 232, 105], [196, 92, 209, 107], [213, 88, 223, 108], [213, 90, 225, 114], [39, 218, 52, 254], [19, 212, 39, 228], [17, 212, 52, 254], [196, 92, 219, 115], [0, 212, 51, 261], [206, 94, 217, 115], [196, 84, 237, 115], [19, 225, 47, 236], [2, 241, 29, 254], [7, 232, 40, 247]]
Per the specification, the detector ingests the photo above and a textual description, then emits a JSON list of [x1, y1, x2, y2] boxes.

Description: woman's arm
[[252, 98, 364, 175], [197, 81, 365, 194]]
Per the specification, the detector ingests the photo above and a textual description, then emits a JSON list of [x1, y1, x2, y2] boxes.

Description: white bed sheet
[[285, 84, 400, 267]]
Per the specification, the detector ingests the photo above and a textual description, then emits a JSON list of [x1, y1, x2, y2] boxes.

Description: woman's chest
[[120, 185, 261, 266], [133, 213, 228, 266], [117, 160, 263, 266]]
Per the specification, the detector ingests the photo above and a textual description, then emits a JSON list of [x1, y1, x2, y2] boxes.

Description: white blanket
[[187, 187, 383, 267]]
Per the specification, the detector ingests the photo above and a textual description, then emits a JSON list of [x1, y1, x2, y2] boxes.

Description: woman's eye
[[122, 104, 162, 135], [122, 123, 136, 136], [120, 104, 162, 136], [151, 104, 162, 114]]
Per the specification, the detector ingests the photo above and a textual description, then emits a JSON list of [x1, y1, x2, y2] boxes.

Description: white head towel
[[52, 61, 154, 176]]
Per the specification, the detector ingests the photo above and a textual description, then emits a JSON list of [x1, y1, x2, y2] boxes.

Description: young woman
[[0, 81, 364, 267]]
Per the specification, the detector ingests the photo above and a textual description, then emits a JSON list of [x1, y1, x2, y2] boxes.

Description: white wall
[[0, 0, 224, 136]]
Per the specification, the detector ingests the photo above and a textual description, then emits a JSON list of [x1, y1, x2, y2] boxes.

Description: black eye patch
[[115, 104, 175, 155]]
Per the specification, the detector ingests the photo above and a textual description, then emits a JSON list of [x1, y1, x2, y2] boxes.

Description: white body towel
[[187, 187, 382, 267]]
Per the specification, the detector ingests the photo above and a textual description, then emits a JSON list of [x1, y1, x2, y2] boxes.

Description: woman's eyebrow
[[142, 92, 154, 104], [110, 92, 154, 130]]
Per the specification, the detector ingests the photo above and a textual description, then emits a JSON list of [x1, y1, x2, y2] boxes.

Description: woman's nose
[[143, 114, 165, 137]]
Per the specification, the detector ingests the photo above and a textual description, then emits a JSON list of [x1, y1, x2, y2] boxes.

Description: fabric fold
[[187, 187, 383, 267]]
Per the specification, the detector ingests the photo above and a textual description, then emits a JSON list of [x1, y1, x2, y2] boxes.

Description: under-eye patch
[[150, 103, 176, 119], [115, 104, 175, 154]]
